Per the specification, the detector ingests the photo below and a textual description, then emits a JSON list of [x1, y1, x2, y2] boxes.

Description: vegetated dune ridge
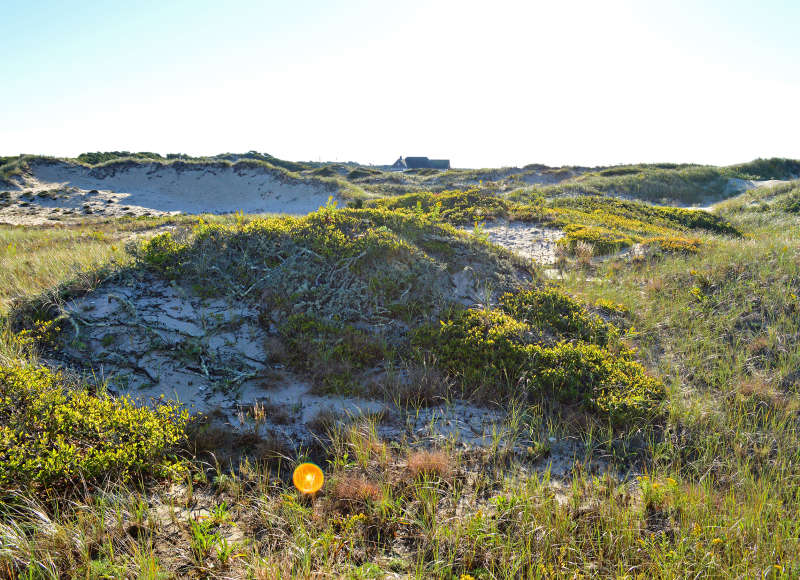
[[0, 158, 341, 224], [27, 206, 553, 458]]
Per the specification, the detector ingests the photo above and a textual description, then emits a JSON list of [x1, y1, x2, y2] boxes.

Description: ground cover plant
[[506, 158, 800, 205], [412, 289, 664, 422], [0, 183, 798, 577], [367, 188, 740, 256], [0, 362, 188, 491]]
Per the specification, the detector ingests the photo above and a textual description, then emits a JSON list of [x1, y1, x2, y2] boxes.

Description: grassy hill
[[4, 152, 799, 206]]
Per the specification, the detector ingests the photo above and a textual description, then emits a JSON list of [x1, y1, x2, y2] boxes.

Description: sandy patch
[[724, 177, 792, 197], [51, 275, 510, 450], [462, 220, 564, 264], [0, 160, 339, 225]]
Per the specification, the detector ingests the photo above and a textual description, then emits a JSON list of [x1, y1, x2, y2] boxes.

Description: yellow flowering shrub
[[413, 289, 664, 423], [0, 364, 188, 491]]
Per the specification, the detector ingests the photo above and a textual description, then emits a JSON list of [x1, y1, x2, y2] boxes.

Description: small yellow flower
[[666, 477, 677, 486], [460, 575, 477, 580], [711, 537, 723, 545]]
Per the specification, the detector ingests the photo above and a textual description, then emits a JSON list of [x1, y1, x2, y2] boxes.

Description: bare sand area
[[461, 221, 564, 265], [0, 160, 339, 224]]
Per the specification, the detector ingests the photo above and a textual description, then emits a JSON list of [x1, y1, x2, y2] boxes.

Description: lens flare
[[293, 462, 324, 494]]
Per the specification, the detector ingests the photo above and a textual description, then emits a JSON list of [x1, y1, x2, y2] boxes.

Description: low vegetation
[[0, 362, 187, 491], [413, 290, 664, 422], [367, 189, 739, 256], [0, 180, 799, 577], [6, 151, 798, 205]]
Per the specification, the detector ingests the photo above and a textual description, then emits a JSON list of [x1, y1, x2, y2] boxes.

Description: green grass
[[0, 216, 208, 315]]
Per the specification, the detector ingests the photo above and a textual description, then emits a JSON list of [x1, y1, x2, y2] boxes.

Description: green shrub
[[558, 225, 634, 255], [525, 341, 664, 420], [138, 231, 189, 270], [136, 207, 523, 327], [412, 293, 664, 422], [76, 151, 164, 165], [778, 189, 800, 214], [412, 308, 530, 390], [726, 157, 800, 180], [0, 364, 187, 491], [500, 288, 616, 346], [365, 189, 511, 224], [548, 196, 740, 236], [641, 236, 702, 254]]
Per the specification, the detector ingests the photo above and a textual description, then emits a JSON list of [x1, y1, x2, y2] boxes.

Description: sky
[[2, 0, 799, 168]]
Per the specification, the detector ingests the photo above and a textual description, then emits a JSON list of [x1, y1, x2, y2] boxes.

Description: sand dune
[[0, 159, 340, 224]]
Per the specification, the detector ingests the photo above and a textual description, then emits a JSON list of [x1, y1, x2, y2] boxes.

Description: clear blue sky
[[2, 0, 799, 167]]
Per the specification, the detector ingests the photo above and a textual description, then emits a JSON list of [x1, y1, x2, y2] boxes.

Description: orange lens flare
[[293, 462, 324, 494]]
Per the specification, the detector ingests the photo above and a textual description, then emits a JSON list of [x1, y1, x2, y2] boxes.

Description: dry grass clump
[[306, 408, 342, 437], [377, 356, 454, 407], [574, 240, 594, 268], [736, 377, 799, 414], [407, 449, 452, 480], [329, 474, 382, 513]]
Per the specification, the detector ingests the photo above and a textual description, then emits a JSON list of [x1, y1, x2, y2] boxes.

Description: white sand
[[724, 177, 791, 197], [0, 160, 339, 224], [462, 220, 564, 264]]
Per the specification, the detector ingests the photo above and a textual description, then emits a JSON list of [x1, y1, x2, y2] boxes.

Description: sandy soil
[[462, 220, 564, 264], [0, 160, 339, 225]]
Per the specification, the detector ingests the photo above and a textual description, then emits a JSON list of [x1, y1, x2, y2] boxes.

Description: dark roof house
[[391, 156, 407, 170], [391, 156, 450, 170], [405, 157, 450, 170]]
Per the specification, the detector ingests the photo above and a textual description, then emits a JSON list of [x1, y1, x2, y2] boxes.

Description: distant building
[[391, 156, 450, 170]]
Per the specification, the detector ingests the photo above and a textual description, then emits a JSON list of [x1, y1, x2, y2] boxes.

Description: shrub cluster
[[500, 288, 617, 346], [558, 225, 635, 255], [368, 189, 739, 257], [413, 288, 663, 422], [641, 235, 702, 254], [0, 364, 187, 491], [366, 189, 511, 224], [136, 206, 529, 393]]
